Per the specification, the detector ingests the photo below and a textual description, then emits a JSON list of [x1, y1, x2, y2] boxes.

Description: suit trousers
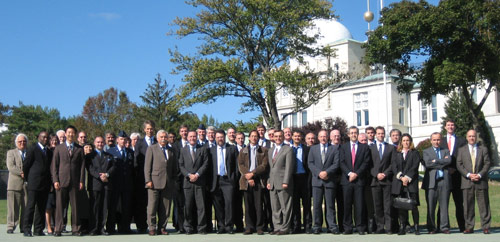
[[334, 182, 344, 232], [463, 187, 491, 230], [233, 187, 244, 230], [106, 189, 132, 233], [7, 188, 26, 231], [270, 187, 293, 232], [55, 186, 81, 233], [23, 190, 48, 233], [312, 185, 336, 230], [212, 176, 234, 231], [397, 192, 419, 226], [243, 183, 264, 231], [90, 190, 108, 233], [173, 181, 185, 232], [371, 184, 392, 232], [427, 180, 450, 231], [342, 183, 366, 232], [147, 187, 172, 231], [292, 174, 312, 231], [183, 185, 207, 232], [133, 185, 148, 231], [363, 185, 375, 231], [263, 189, 274, 231]]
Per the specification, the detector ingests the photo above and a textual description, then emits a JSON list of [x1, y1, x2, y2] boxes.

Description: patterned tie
[[150, 137, 154, 146], [273, 147, 278, 162], [162, 146, 167, 160], [471, 146, 476, 173], [219, 147, 225, 176], [68, 144, 72, 157], [435, 148, 444, 179], [351, 143, 356, 168], [21, 151, 26, 161], [379, 143, 383, 160]]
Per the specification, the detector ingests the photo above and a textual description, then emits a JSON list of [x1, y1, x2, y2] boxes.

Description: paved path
[[2, 225, 499, 242]]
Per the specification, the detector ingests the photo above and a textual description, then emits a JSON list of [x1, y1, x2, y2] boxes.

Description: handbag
[[393, 191, 417, 210]]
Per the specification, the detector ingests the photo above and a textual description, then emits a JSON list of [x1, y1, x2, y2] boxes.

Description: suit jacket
[[369, 142, 394, 186], [86, 150, 115, 191], [178, 144, 209, 188], [339, 142, 370, 186], [456, 144, 490, 189], [238, 145, 269, 190], [422, 147, 452, 190], [6, 148, 25, 191], [134, 137, 157, 182], [144, 144, 177, 193], [440, 135, 467, 185], [259, 138, 271, 149], [209, 144, 238, 192], [107, 146, 135, 191], [391, 149, 421, 194], [308, 143, 339, 188], [23, 144, 52, 191], [51, 143, 85, 188], [267, 145, 294, 190]]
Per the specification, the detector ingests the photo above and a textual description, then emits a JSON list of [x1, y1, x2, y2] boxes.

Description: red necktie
[[351, 143, 356, 167], [273, 148, 278, 162], [448, 136, 452, 151]]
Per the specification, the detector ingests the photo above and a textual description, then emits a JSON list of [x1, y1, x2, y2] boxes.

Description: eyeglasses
[[17, 140, 27, 143]]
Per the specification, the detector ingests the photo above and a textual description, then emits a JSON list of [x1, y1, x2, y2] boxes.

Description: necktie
[[448, 135, 452, 152], [121, 149, 125, 160], [21, 151, 25, 161], [162, 147, 168, 160], [379, 143, 383, 160], [68, 145, 72, 157], [471, 146, 476, 173], [273, 147, 278, 162], [435, 148, 440, 159], [42, 147, 46, 155], [321, 145, 326, 164], [351, 143, 356, 167], [250, 146, 256, 171], [435, 148, 444, 179], [150, 137, 154, 146], [219, 147, 225, 176], [190, 146, 195, 161]]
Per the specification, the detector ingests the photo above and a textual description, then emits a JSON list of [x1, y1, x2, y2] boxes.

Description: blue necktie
[[435, 148, 444, 179], [379, 143, 383, 160], [219, 147, 225, 176]]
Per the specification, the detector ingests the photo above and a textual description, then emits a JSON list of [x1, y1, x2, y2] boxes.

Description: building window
[[421, 95, 437, 124], [431, 95, 437, 122], [354, 92, 369, 127], [282, 88, 288, 97], [292, 113, 298, 127], [301, 111, 308, 126], [282, 115, 289, 128], [398, 96, 405, 125]]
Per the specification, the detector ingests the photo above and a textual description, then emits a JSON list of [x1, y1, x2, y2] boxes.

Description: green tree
[[364, 0, 500, 149], [170, 0, 345, 129], [138, 74, 182, 130]]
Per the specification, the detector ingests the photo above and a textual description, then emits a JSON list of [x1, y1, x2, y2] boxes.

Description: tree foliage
[[364, 0, 500, 146], [296, 116, 349, 144], [170, 0, 345, 129]]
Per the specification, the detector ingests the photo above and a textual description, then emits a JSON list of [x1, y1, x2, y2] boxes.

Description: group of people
[[5, 119, 492, 237]]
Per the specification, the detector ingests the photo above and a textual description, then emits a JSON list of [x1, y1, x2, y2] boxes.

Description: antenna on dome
[[364, 0, 374, 36]]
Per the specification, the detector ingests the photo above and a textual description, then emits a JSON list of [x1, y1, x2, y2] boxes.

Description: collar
[[38, 142, 45, 150], [66, 141, 74, 147]]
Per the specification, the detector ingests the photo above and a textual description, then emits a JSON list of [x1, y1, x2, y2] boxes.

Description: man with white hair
[[6, 133, 28, 234], [129, 133, 140, 152], [56, 130, 66, 144]]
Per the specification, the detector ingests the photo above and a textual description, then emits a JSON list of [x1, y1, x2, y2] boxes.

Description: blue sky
[[0, 0, 438, 123]]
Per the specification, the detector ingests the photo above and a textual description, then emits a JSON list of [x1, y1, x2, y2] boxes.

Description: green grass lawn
[[1, 182, 499, 228]]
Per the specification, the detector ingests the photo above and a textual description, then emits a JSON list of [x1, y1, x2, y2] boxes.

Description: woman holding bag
[[391, 134, 421, 235]]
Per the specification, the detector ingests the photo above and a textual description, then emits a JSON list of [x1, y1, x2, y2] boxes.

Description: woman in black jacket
[[391, 133, 421, 235]]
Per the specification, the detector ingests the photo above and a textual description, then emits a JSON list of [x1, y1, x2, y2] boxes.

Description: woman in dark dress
[[391, 133, 420, 235]]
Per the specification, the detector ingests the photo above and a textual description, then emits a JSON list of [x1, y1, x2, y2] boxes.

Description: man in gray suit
[[456, 129, 491, 234], [144, 130, 177, 236], [178, 130, 209, 234], [308, 130, 340, 234], [266, 130, 294, 235], [6, 133, 28, 234], [422, 132, 451, 234]]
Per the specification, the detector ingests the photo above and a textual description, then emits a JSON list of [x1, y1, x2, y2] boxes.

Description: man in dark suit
[[144, 130, 177, 236], [290, 130, 311, 234], [329, 129, 344, 232], [423, 132, 451, 234], [179, 130, 209, 234], [106, 131, 135, 234], [209, 130, 238, 234], [340, 126, 370, 235], [51, 126, 86, 236], [456, 129, 491, 234], [440, 119, 466, 232], [369, 126, 394, 234], [206, 126, 217, 148], [238, 130, 268, 235], [23, 131, 51, 236], [133, 120, 157, 234], [308, 130, 339, 234], [233, 131, 246, 232], [171, 124, 189, 233], [257, 124, 272, 149], [86, 136, 115, 236], [267, 130, 294, 235]]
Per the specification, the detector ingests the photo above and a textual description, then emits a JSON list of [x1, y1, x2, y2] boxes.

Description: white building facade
[[276, 19, 500, 161]]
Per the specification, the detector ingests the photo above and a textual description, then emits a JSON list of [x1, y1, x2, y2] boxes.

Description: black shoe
[[375, 229, 385, 234], [313, 229, 321, 234], [359, 231, 366, 235], [185, 230, 194, 235], [227, 229, 234, 234], [343, 230, 353, 235], [331, 228, 340, 234], [306, 228, 313, 234], [34, 231, 46, 236], [24, 231, 33, 237], [137, 228, 148, 234], [54, 232, 62, 237], [414, 225, 420, 235], [62, 229, 69, 233], [7, 229, 14, 234], [72, 232, 83, 236], [216, 229, 226, 234], [198, 230, 207, 235]]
